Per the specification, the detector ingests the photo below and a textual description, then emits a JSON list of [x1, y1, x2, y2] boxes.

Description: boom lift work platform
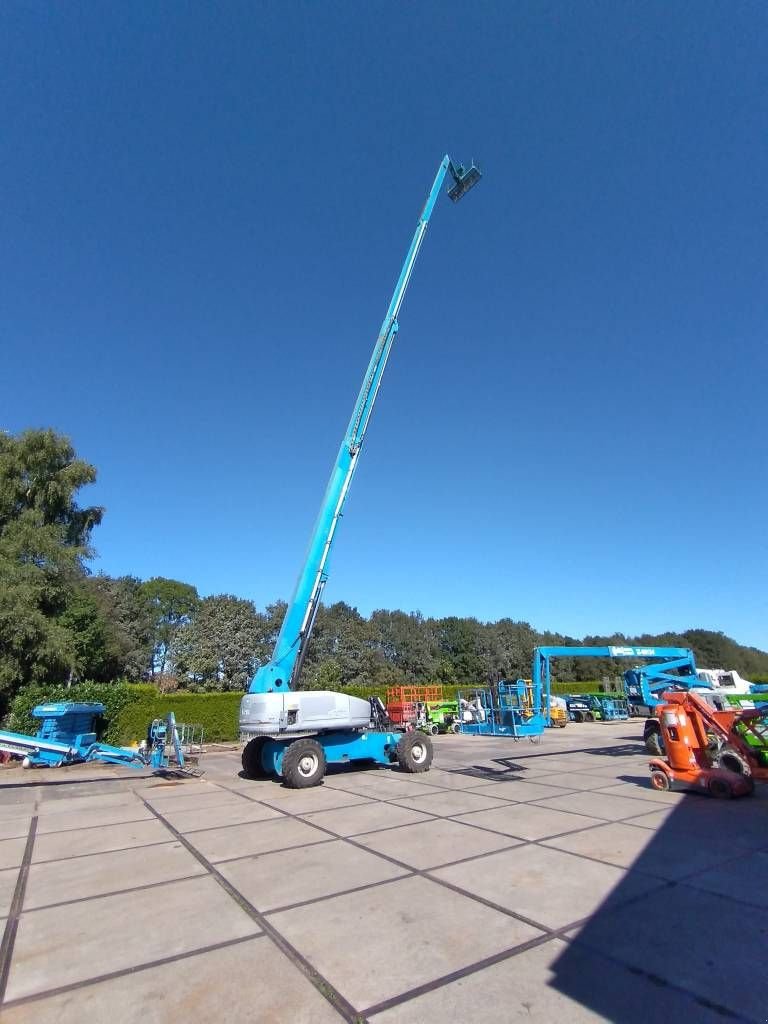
[[239, 156, 482, 787]]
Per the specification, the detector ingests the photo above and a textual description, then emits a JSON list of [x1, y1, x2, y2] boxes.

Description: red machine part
[[386, 701, 417, 726], [385, 686, 443, 727]]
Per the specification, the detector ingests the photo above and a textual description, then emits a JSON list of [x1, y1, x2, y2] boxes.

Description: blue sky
[[2, 2, 766, 649]]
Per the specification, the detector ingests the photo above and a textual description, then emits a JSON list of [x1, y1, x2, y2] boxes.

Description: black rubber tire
[[429, 724, 439, 736], [241, 737, 271, 779], [572, 711, 583, 723], [281, 738, 327, 789], [708, 777, 733, 800], [719, 748, 750, 777], [644, 724, 664, 757], [583, 711, 595, 723], [450, 721, 460, 734], [650, 769, 671, 792], [396, 731, 433, 773]]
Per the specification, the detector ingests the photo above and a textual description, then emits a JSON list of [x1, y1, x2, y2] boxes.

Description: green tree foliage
[[0, 429, 103, 701], [85, 574, 155, 680], [140, 577, 200, 675], [173, 594, 273, 690]]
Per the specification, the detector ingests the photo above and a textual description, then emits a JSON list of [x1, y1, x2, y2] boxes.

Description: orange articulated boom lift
[[649, 690, 766, 799]]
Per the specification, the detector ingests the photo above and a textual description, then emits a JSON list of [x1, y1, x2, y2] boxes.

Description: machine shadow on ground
[[548, 781, 768, 1022]]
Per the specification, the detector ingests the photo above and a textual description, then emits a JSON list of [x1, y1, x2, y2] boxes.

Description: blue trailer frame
[[457, 681, 546, 739]]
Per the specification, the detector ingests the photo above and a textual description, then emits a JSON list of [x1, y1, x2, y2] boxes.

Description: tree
[[434, 616, 486, 683], [302, 602, 373, 687], [174, 594, 272, 690], [85, 574, 154, 680], [0, 429, 103, 702], [58, 584, 119, 683], [368, 610, 436, 679], [140, 577, 199, 676]]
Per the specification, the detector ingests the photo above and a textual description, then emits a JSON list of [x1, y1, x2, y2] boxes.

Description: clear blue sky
[[2, 2, 766, 649]]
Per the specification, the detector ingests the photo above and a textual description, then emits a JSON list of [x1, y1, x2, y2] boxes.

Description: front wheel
[[396, 731, 433, 773], [650, 769, 670, 791], [428, 724, 439, 736], [242, 737, 271, 779], [282, 738, 327, 789], [450, 721, 460, 734]]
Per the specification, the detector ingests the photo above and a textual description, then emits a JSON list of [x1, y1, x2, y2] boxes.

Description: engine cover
[[239, 690, 372, 735]]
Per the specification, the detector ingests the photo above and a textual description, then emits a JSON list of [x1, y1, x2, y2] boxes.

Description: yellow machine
[[521, 679, 567, 728]]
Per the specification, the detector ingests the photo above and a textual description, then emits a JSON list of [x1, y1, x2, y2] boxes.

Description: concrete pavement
[[0, 720, 765, 1022]]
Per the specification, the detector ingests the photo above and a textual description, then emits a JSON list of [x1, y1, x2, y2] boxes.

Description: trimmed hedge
[[113, 692, 242, 744], [6, 683, 241, 745]]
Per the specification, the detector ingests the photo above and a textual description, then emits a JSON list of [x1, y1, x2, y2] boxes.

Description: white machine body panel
[[239, 690, 371, 735]]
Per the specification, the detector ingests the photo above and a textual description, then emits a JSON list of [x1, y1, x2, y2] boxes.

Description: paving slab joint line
[[568, 932, 755, 1023], [0, 815, 37, 1004], [0, 933, 264, 1011], [360, 929, 569, 1017], [32, 838, 179, 867], [22, 871, 208, 916], [213, 836, 337, 866], [254, 797, 557, 936], [30, 814, 152, 838], [263, 871, 416, 917], [140, 796, 366, 1024]]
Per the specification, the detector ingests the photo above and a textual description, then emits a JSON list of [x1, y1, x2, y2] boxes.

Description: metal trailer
[[0, 702, 202, 776], [238, 155, 481, 788], [457, 682, 546, 740]]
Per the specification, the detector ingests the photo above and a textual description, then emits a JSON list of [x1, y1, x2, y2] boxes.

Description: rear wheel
[[450, 721, 460, 734], [719, 748, 750, 776], [428, 724, 439, 736], [708, 777, 733, 800], [644, 722, 664, 757], [282, 739, 327, 789], [396, 731, 433, 773], [583, 711, 594, 723], [650, 769, 671, 791], [242, 737, 271, 779]]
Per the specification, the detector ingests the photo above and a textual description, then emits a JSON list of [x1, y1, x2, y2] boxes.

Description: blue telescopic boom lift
[[239, 155, 481, 788]]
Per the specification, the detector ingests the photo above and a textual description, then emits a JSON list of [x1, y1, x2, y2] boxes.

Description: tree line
[[2, 428, 766, 711]]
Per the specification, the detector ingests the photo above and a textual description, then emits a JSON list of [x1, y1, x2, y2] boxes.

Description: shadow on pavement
[[549, 781, 768, 1022]]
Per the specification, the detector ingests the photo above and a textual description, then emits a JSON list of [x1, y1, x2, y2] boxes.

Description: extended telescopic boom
[[248, 156, 481, 696]]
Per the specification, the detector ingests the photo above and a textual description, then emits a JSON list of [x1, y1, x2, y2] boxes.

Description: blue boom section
[[248, 156, 481, 697], [530, 645, 702, 711]]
